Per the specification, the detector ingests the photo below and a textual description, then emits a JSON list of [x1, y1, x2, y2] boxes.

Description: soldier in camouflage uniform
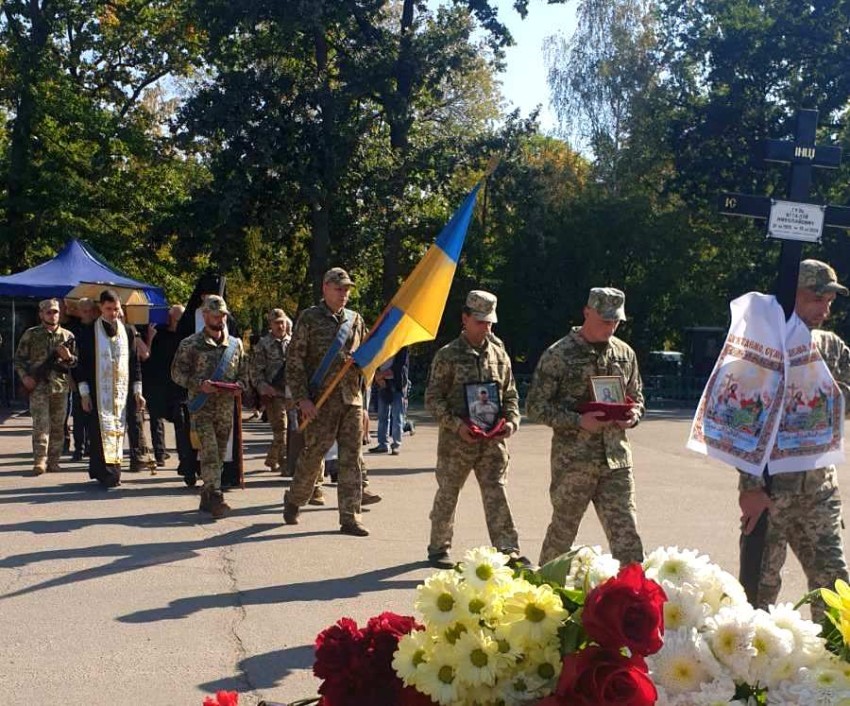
[[739, 260, 850, 620], [282, 267, 369, 536], [14, 299, 77, 475], [171, 295, 247, 519], [527, 287, 645, 567], [252, 308, 292, 474], [425, 290, 525, 568]]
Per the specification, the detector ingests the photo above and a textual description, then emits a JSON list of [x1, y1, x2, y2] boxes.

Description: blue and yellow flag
[[352, 182, 483, 381]]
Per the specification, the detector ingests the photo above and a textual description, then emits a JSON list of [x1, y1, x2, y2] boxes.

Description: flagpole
[[298, 158, 500, 432]]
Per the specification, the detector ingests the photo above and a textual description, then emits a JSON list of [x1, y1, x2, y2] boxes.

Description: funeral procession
[[5, 1, 850, 704]]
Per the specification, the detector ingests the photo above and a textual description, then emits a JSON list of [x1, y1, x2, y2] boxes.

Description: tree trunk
[[306, 25, 336, 303], [381, 0, 416, 302], [2, 4, 52, 268]]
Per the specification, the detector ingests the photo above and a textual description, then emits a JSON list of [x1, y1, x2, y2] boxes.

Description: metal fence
[[643, 375, 708, 404]]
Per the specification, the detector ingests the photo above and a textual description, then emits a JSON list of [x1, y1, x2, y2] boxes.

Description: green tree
[[545, 0, 659, 195], [0, 0, 204, 277]]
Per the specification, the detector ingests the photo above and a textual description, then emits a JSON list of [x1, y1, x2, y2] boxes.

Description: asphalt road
[[0, 406, 844, 705]]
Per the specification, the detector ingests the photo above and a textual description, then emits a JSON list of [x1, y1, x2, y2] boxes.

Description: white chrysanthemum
[[441, 621, 470, 646], [700, 565, 748, 614], [767, 602, 825, 666], [564, 545, 620, 590], [491, 622, 522, 671], [766, 678, 804, 706], [648, 628, 722, 695], [663, 580, 710, 631], [644, 546, 712, 588], [761, 657, 806, 689], [703, 605, 757, 681], [393, 629, 432, 686], [456, 581, 503, 626], [416, 570, 467, 626], [775, 665, 850, 706], [460, 546, 514, 590], [810, 665, 850, 691], [454, 628, 500, 687], [415, 643, 464, 705], [460, 681, 501, 706], [518, 642, 563, 696], [748, 608, 795, 685], [501, 581, 568, 646], [689, 676, 739, 706], [497, 668, 538, 705]]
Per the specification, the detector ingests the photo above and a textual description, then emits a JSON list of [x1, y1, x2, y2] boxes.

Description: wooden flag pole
[[298, 157, 501, 432]]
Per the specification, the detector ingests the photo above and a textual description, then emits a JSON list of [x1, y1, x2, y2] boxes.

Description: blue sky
[[492, 0, 578, 131], [427, 0, 579, 131]]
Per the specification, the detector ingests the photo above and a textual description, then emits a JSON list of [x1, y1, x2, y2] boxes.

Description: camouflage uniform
[[527, 289, 645, 567], [425, 326, 522, 558], [284, 301, 366, 526], [251, 331, 290, 470], [740, 328, 850, 618], [14, 322, 77, 471], [171, 326, 247, 492]]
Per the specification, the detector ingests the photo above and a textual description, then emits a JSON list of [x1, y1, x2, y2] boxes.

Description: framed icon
[[464, 382, 502, 432], [591, 376, 626, 404]]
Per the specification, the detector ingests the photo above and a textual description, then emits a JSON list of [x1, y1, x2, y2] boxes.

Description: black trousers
[[71, 391, 90, 453], [149, 413, 166, 460]]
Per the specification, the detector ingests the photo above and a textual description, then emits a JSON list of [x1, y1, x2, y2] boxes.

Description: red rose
[[364, 612, 422, 671], [202, 691, 238, 706], [582, 563, 666, 656], [314, 617, 365, 681], [552, 647, 656, 706], [365, 611, 421, 638], [313, 613, 422, 706]]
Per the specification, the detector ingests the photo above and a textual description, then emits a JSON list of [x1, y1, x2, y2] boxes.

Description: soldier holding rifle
[[14, 298, 77, 475]]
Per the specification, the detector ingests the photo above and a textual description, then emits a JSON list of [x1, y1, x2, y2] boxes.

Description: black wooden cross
[[717, 108, 850, 604], [718, 109, 850, 317]]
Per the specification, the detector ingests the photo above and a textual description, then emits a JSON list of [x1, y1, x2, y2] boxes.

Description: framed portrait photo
[[464, 381, 502, 432], [591, 375, 626, 404]]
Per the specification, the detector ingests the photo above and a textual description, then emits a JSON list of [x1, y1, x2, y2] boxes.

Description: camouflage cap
[[268, 308, 287, 322], [587, 287, 627, 321], [798, 259, 849, 296], [202, 294, 230, 314], [39, 298, 60, 313], [465, 290, 498, 323], [323, 267, 354, 286]]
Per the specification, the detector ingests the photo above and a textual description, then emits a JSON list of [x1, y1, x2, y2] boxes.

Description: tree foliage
[[3, 0, 850, 367]]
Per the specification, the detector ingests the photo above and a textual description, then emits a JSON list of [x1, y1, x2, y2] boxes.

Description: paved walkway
[[0, 407, 843, 704]]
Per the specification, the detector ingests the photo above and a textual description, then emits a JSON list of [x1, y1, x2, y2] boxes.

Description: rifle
[[22, 345, 70, 395]]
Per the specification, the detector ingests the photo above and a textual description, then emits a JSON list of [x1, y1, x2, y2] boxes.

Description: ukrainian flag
[[352, 182, 483, 381]]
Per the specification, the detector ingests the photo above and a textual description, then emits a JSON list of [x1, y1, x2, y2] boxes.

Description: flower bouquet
[[205, 545, 850, 706]]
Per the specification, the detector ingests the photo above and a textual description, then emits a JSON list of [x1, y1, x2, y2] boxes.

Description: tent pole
[[10, 298, 15, 402]]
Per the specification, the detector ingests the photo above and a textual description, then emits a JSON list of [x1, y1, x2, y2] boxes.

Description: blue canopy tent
[[0, 238, 169, 350]]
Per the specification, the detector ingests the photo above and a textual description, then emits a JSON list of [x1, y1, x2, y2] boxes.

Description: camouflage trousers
[[284, 394, 362, 524], [264, 397, 288, 469], [191, 395, 235, 492], [428, 431, 519, 557], [757, 467, 849, 622], [29, 387, 67, 466], [539, 459, 643, 566]]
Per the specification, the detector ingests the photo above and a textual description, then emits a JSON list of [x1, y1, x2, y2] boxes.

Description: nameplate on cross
[[716, 108, 850, 317]]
